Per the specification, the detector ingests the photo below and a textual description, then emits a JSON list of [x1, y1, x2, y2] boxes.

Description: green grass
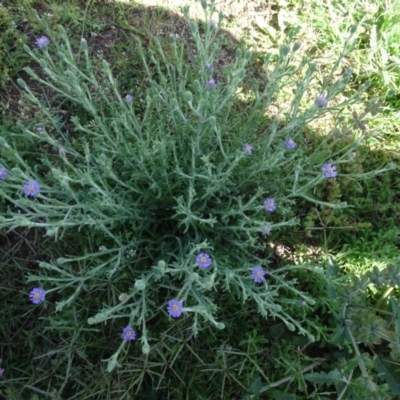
[[276, 0, 400, 262], [1, 0, 400, 399]]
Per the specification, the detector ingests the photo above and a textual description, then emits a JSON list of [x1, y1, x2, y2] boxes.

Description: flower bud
[[281, 45, 290, 57], [292, 42, 302, 52], [142, 343, 151, 354], [118, 293, 128, 302], [184, 91, 193, 102], [134, 279, 146, 291]]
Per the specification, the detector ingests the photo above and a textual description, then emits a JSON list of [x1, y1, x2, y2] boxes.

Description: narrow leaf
[[374, 356, 400, 395]]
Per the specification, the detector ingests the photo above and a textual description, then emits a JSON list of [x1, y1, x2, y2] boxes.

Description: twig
[[337, 369, 354, 400], [252, 358, 328, 397]]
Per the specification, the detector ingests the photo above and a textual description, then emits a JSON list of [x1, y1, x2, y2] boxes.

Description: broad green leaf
[[271, 390, 296, 400], [374, 356, 400, 395], [304, 369, 343, 385]]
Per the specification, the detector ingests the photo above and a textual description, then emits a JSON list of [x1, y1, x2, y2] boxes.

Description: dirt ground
[[123, 0, 274, 44]]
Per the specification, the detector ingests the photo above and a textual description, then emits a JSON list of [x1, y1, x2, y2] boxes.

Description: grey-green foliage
[[0, 2, 386, 372]]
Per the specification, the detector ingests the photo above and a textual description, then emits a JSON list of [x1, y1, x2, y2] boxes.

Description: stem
[[375, 287, 394, 310], [337, 369, 354, 400], [255, 358, 328, 396], [342, 302, 380, 399]]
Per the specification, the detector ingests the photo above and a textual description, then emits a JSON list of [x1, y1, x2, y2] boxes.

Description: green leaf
[[389, 297, 400, 334], [271, 390, 296, 400], [374, 356, 400, 395], [248, 376, 261, 399], [304, 369, 343, 386]]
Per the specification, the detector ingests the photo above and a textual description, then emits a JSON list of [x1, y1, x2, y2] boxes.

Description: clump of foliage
[[298, 259, 400, 400], [0, 1, 398, 399]]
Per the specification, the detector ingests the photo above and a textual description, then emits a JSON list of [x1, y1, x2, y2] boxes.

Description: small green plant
[[301, 258, 400, 400], [0, 1, 396, 398], [0, 3, 29, 88]]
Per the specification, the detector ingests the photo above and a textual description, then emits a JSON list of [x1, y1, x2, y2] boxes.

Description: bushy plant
[[299, 257, 400, 400], [0, 1, 393, 393]]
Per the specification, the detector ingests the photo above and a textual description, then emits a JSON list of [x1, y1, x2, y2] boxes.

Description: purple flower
[[345, 67, 353, 75], [23, 180, 40, 196], [35, 36, 50, 49], [196, 253, 212, 269], [122, 326, 136, 341], [264, 198, 276, 212], [210, 19, 217, 28], [322, 163, 337, 178], [315, 95, 328, 108], [0, 167, 7, 180], [206, 79, 217, 88], [251, 266, 265, 283], [285, 139, 296, 149], [36, 126, 45, 134], [261, 223, 272, 236], [125, 94, 133, 102], [0, 367, 4, 375], [205, 63, 213, 71], [29, 287, 45, 304], [243, 143, 253, 155], [167, 299, 183, 318]]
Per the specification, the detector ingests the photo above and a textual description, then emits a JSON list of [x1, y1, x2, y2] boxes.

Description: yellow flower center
[[172, 304, 179, 311], [28, 184, 35, 191], [34, 293, 40, 298], [201, 257, 207, 263], [126, 331, 132, 337]]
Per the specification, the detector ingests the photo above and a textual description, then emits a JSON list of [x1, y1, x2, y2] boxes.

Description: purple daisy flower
[[345, 67, 353, 75], [121, 326, 136, 341], [23, 180, 40, 196], [261, 223, 272, 236], [167, 299, 183, 318], [0, 367, 4, 375], [315, 95, 328, 108], [205, 63, 213, 71], [125, 94, 133, 102], [322, 163, 337, 178], [35, 36, 50, 49], [285, 139, 296, 149], [0, 167, 7, 180], [243, 143, 253, 155], [29, 287, 46, 304], [251, 266, 265, 283], [264, 198, 276, 212], [206, 79, 217, 88], [196, 253, 212, 269]]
